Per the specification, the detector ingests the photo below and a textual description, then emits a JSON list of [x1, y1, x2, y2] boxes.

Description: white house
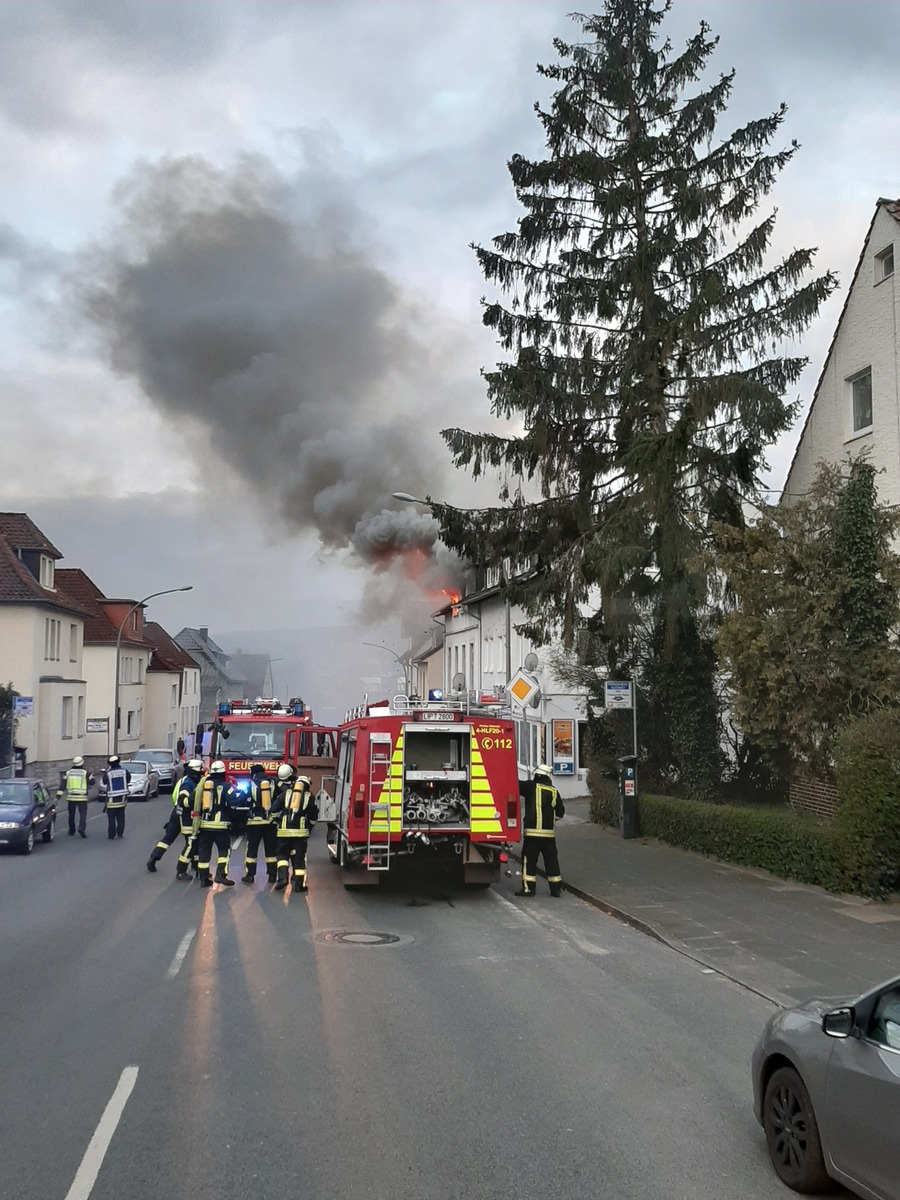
[[436, 567, 589, 799], [0, 513, 91, 784], [55, 569, 152, 766], [143, 621, 201, 752], [784, 198, 900, 504]]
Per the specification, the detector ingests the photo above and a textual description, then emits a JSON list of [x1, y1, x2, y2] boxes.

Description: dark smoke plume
[[79, 153, 469, 614]]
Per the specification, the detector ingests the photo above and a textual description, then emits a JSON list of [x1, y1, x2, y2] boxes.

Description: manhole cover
[[315, 930, 402, 947]]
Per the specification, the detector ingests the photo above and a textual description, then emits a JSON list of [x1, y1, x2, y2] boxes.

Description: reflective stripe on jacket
[[104, 767, 129, 808], [174, 775, 201, 829], [65, 769, 89, 799], [198, 779, 237, 829], [246, 779, 274, 825], [276, 785, 318, 839], [521, 779, 564, 839]]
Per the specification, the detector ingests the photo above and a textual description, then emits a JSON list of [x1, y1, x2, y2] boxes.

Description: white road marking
[[63, 1066, 138, 1200], [165, 928, 197, 979]]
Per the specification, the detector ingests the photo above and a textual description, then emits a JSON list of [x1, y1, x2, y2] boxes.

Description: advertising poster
[[552, 718, 575, 776]]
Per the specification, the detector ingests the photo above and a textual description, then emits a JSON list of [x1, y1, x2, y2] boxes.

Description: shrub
[[834, 709, 900, 899], [636, 793, 842, 890]]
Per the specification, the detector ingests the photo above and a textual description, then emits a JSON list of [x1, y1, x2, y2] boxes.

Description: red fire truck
[[325, 697, 521, 887], [208, 698, 338, 795]]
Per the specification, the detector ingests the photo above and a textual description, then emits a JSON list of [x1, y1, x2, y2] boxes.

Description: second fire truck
[[323, 696, 521, 887]]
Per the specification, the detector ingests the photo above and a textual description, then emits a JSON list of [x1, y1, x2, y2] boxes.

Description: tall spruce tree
[[434, 1, 835, 801]]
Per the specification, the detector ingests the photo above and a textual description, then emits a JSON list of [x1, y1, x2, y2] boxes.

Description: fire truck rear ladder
[[366, 737, 392, 872]]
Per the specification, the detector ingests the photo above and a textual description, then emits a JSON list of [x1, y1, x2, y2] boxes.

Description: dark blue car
[[0, 778, 57, 854]]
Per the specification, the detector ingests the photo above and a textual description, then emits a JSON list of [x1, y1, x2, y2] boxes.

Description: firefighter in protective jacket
[[272, 773, 317, 893], [516, 764, 565, 897], [61, 756, 94, 838], [242, 763, 277, 884], [146, 759, 203, 877], [195, 761, 239, 887], [102, 755, 130, 840]]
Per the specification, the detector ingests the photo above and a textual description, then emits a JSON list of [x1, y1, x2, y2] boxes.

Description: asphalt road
[[0, 798, 803, 1200]]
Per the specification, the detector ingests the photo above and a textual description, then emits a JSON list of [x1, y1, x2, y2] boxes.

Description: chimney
[[200, 626, 209, 641]]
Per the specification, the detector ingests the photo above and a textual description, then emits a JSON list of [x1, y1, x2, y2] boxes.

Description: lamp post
[[114, 586, 193, 755], [362, 642, 411, 698]]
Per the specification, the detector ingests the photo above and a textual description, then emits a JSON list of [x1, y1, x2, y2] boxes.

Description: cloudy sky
[[1, 0, 899, 659]]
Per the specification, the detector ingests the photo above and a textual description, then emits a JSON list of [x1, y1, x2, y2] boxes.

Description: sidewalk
[[545, 800, 899, 1007]]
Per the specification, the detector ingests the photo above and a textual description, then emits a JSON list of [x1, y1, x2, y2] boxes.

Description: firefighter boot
[[214, 868, 235, 887], [175, 861, 191, 880], [199, 869, 212, 888], [241, 865, 256, 884], [292, 872, 308, 893], [146, 846, 165, 873], [274, 866, 289, 892], [266, 862, 277, 883]]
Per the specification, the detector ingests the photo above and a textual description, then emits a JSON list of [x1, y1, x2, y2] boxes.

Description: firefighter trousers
[[522, 835, 562, 896], [244, 823, 277, 879], [276, 836, 309, 889], [106, 806, 126, 838], [195, 828, 232, 882], [68, 800, 88, 836]]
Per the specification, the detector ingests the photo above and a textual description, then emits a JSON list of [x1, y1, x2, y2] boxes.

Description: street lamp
[[362, 642, 411, 698], [114, 586, 193, 755]]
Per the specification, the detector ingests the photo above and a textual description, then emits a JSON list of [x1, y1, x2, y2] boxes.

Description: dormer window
[[875, 244, 894, 283], [39, 555, 54, 589]]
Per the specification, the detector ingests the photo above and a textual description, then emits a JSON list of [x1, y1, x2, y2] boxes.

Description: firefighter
[[516, 763, 565, 897], [242, 763, 277, 884], [60, 755, 95, 838], [272, 773, 317, 893], [194, 760, 239, 887], [101, 755, 130, 840], [146, 759, 203, 876]]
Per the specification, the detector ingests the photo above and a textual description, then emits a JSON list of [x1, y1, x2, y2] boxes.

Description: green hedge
[[636, 793, 842, 889], [834, 710, 900, 899]]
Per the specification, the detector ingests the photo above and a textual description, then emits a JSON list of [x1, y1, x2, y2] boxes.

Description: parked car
[[127, 748, 181, 792], [123, 760, 160, 800], [752, 974, 900, 1198], [0, 778, 57, 853]]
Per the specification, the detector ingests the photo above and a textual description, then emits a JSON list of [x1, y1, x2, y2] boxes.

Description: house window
[[127, 710, 135, 736], [69, 624, 78, 662], [172, 684, 178, 707], [77, 696, 85, 737], [137, 657, 143, 684], [39, 556, 54, 588], [875, 245, 894, 282], [849, 368, 873, 433], [44, 618, 61, 661], [61, 696, 74, 739]]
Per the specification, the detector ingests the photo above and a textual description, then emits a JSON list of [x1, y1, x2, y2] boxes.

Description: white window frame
[[61, 696, 74, 739], [77, 695, 85, 737], [875, 244, 894, 283], [39, 555, 55, 589], [848, 367, 873, 437], [69, 623, 78, 662]]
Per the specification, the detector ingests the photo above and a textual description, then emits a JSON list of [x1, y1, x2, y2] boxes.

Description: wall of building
[[145, 670, 180, 748], [786, 206, 900, 506], [35, 676, 87, 787]]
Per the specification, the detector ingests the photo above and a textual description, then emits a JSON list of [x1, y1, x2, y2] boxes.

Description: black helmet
[[250, 763, 266, 775]]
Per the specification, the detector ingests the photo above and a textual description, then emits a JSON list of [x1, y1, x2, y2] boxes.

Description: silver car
[[128, 748, 181, 792], [123, 760, 160, 801], [752, 974, 900, 1197]]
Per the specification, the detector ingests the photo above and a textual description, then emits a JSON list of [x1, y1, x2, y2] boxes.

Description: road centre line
[[166, 928, 197, 979], [63, 1066, 138, 1200]]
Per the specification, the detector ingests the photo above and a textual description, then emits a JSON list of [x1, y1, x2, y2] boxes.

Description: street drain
[[315, 930, 403, 947]]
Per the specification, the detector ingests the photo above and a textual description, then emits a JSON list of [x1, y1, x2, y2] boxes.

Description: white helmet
[[535, 763, 552, 777], [187, 758, 203, 772], [73, 756, 85, 767], [210, 760, 226, 775], [277, 764, 294, 781], [296, 774, 311, 786]]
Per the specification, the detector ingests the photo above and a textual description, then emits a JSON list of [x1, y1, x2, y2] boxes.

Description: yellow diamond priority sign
[[507, 669, 540, 708]]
